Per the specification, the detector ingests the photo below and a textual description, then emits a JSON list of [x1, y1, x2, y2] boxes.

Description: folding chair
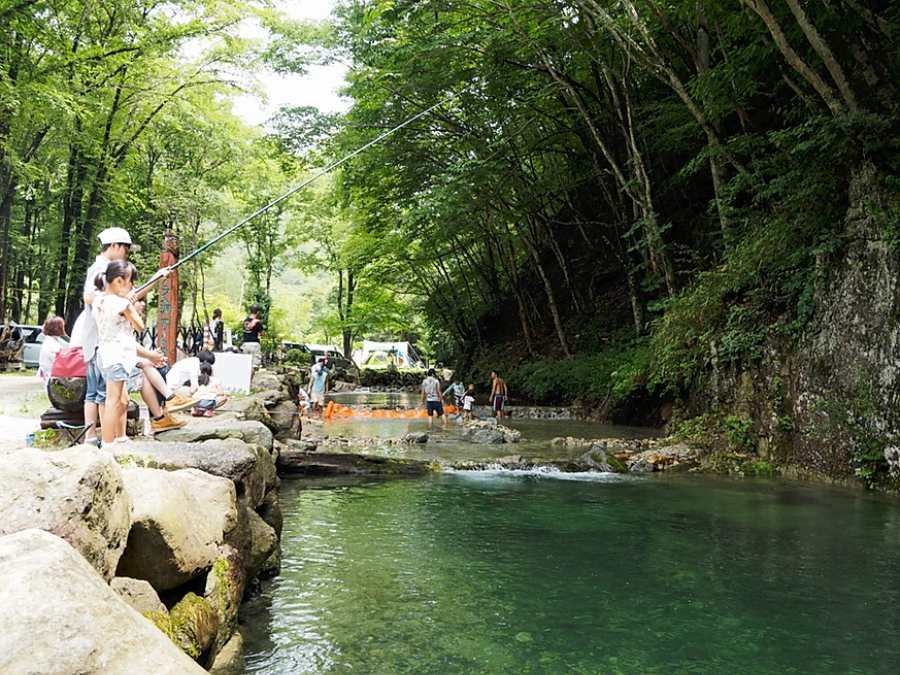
[[55, 421, 93, 447]]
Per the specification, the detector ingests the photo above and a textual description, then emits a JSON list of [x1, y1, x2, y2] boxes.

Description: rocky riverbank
[[0, 370, 294, 673]]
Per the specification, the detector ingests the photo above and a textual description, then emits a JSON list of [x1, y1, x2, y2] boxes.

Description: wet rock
[[0, 445, 131, 580], [278, 452, 433, 477], [111, 576, 167, 615], [402, 432, 429, 444], [627, 443, 697, 473], [155, 418, 274, 450], [152, 592, 220, 663], [245, 508, 278, 580], [257, 490, 283, 538], [117, 467, 238, 592], [576, 444, 614, 472], [209, 631, 245, 675], [204, 546, 245, 659], [463, 421, 521, 444], [0, 529, 206, 674]]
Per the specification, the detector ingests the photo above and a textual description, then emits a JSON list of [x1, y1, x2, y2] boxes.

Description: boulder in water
[[0, 445, 131, 580], [0, 529, 206, 674]]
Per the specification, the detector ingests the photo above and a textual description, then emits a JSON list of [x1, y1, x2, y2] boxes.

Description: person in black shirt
[[210, 308, 224, 352], [241, 305, 264, 367]]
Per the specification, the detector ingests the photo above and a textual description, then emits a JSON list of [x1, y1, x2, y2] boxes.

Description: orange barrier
[[323, 401, 458, 421]]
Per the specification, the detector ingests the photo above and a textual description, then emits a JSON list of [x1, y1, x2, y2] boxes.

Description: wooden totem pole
[[157, 230, 179, 365]]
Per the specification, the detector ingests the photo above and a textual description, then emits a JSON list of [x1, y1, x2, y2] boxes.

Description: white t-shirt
[[421, 376, 442, 402], [37, 335, 65, 382], [462, 394, 475, 411], [166, 357, 201, 391], [93, 292, 137, 373], [70, 255, 111, 363]]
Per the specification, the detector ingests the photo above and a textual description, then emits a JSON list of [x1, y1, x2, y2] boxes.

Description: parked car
[[19, 325, 68, 369], [305, 344, 357, 380]]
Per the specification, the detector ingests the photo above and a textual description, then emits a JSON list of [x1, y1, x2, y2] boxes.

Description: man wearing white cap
[[70, 227, 182, 442]]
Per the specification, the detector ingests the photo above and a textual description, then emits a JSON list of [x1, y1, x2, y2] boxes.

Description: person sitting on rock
[[165, 349, 215, 400], [191, 363, 226, 417]]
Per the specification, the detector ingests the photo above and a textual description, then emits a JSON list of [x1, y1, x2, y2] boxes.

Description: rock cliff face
[[692, 165, 900, 486]]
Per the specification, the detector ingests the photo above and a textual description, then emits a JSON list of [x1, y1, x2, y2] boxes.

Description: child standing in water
[[93, 261, 143, 447], [462, 384, 476, 422]]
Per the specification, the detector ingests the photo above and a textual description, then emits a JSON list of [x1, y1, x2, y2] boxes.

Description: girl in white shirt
[[37, 315, 67, 386], [92, 261, 143, 447]]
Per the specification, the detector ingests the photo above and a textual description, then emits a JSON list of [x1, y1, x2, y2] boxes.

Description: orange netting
[[323, 401, 458, 420]]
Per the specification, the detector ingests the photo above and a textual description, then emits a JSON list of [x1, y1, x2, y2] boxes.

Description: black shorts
[[426, 400, 444, 417]]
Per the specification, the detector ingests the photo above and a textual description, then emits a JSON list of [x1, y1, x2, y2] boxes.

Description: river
[[241, 400, 900, 674]]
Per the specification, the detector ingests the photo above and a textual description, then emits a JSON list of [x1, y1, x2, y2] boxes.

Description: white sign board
[[213, 352, 253, 393]]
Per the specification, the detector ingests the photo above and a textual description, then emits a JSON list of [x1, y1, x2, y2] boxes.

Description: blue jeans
[[85, 358, 107, 405]]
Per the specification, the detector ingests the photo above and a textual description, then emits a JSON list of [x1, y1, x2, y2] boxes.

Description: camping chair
[[55, 421, 93, 447]]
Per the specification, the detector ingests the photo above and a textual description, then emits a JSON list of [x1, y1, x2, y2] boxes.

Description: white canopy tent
[[352, 340, 426, 368]]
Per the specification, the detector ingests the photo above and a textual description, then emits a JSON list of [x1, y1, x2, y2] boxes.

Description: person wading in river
[[421, 368, 447, 429], [490, 370, 508, 421]]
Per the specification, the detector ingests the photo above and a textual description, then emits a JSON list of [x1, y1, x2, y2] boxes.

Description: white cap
[[97, 227, 140, 251]]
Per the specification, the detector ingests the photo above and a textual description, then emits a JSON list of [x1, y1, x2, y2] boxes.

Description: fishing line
[[135, 88, 470, 295]]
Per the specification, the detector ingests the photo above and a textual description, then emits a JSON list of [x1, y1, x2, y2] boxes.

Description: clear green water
[[242, 473, 900, 674]]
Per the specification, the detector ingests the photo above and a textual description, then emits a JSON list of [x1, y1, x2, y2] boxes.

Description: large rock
[[270, 399, 301, 439], [155, 418, 273, 450], [209, 631, 245, 675], [251, 368, 284, 393], [0, 529, 206, 674], [114, 438, 269, 506], [462, 421, 522, 444], [278, 451, 434, 476], [111, 576, 167, 615], [258, 490, 283, 538], [246, 507, 278, 579], [204, 546, 246, 658], [220, 396, 274, 428], [0, 445, 130, 580], [116, 467, 238, 591], [149, 592, 219, 664]]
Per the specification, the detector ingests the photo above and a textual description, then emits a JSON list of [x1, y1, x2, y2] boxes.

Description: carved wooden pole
[[157, 230, 179, 365]]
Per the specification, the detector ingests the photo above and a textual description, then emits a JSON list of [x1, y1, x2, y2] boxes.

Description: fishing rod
[[135, 88, 467, 295]]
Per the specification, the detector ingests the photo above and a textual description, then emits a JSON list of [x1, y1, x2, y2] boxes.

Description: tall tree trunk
[[739, 0, 846, 115], [342, 269, 355, 358], [783, 0, 859, 113], [520, 225, 571, 357], [0, 177, 15, 321], [697, 4, 732, 246], [55, 142, 86, 317]]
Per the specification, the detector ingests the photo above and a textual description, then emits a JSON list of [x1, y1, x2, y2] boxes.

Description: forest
[[3, 1, 900, 479]]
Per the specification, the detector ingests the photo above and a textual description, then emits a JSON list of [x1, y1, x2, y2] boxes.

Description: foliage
[[508, 340, 651, 406], [284, 349, 309, 366]]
